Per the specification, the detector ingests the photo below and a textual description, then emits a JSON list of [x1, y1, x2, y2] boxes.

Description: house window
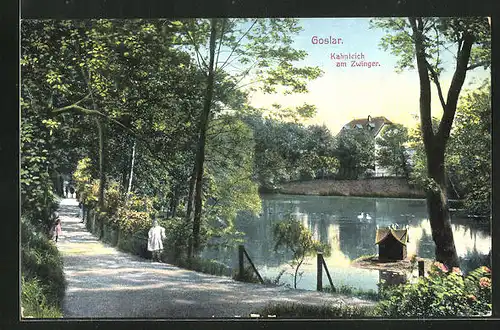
[[355, 124, 363, 129]]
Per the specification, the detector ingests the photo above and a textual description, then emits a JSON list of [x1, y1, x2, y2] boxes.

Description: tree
[[335, 129, 375, 179], [371, 17, 490, 267], [204, 115, 261, 238], [447, 81, 491, 216], [180, 18, 323, 257], [376, 123, 411, 178], [272, 217, 329, 289]]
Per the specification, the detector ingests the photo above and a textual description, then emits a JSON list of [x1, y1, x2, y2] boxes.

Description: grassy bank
[[275, 177, 425, 199], [324, 285, 380, 301], [258, 302, 377, 318], [21, 218, 66, 318]]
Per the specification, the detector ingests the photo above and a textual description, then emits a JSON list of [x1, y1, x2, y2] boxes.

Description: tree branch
[[214, 18, 226, 72], [425, 59, 447, 111], [219, 19, 258, 71], [183, 21, 208, 70], [437, 31, 475, 142], [467, 61, 489, 70]]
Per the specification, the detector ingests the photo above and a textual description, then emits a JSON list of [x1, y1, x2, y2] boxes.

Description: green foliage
[[370, 18, 490, 74], [447, 82, 491, 216], [21, 18, 325, 263], [104, 180, 124, 217], [335, 129, 375, 179], [21, 218, 66, 316], [112, 192, 155, 234], [116, 233, 149, 259], [273, 217, 330, 288], [376, 263, 491, 317], [21, 276, 63, 318], [324, 285, 379, 301], [20, 100, 60, 232], [73, 158, 99, 207], [243, 114, 338, 187], [376, 124, 410, 178], [157, 217, 192, 261], [205, 116, 262, 227], [258, 302, 376, 318]]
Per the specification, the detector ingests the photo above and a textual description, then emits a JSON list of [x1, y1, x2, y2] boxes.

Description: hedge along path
[[57, 198, 375, 318]]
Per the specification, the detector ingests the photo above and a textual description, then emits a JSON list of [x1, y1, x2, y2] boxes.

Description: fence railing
[[238, 245, 264, 284], [317, 252, 335, 292]]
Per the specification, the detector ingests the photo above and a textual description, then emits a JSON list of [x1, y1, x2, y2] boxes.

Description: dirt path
[[57, 198, 375, 318]]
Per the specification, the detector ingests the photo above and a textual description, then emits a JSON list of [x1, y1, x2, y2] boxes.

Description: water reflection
[[202, 194, 491, 291]]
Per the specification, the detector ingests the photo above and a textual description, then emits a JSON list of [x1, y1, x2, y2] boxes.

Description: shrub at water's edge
[[376, 262, 491, 317], [324, 284, 380, 301], [21, 218, 66, 318]]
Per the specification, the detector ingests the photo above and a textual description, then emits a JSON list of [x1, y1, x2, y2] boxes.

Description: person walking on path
[[147, 219, 166, 262]]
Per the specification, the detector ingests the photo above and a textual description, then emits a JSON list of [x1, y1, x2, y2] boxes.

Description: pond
[[202, 194, 491, 292]]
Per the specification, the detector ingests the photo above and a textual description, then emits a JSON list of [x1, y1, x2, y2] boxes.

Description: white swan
[[365, 213, 372, 220], [357, 212, 364, 219]]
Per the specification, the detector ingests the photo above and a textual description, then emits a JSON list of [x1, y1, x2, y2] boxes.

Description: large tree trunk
[[426, 142, 459, 267], [185, 164, 197, 260], [121, 137, 131, 191], [409, 17, 474, 268], [191, 18, 218, 257], [94, 117, 106, 239]]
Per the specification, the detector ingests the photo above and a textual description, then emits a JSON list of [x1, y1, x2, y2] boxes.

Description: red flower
[[451, 267, 463, 276], [479, 277, 491, 288], [482, 266, 491, 274], [434, 261, 448, 272], [467, 294, 477, 302]]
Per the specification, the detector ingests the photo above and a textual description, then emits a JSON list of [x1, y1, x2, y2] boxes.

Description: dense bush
[[21, 218, 66, 317], [324, 284, 379, 301], [375, 262, 491, 317], [157, 216, 192, 261], [111, 192, 155, 234], [73, 158, 99, 208], [116, 233, 150, 259], [21, 276, 63, 318]]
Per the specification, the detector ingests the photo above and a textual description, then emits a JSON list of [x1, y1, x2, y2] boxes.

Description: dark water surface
[[202, 194, 491, 291]]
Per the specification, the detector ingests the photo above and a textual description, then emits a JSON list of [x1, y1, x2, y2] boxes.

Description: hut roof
[[375, 228, 408, 246]]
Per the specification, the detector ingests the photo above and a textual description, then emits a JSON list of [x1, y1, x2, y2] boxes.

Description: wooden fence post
[[418, 260, 424, 277], [238, 245, 244, 280], [317, 252, 323, 291]]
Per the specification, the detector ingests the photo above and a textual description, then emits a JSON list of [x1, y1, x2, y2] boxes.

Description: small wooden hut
[[375, 228, 409, 261]]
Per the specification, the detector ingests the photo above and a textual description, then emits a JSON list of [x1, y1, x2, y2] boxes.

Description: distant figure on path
[[50, 213, 62, 242], [65, 185, 69, 198], [69, 186, 75, 198], [147, 219, 166, 262]]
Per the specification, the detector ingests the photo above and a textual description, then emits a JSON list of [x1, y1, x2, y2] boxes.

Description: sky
[[246, 18, 490, 134]]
